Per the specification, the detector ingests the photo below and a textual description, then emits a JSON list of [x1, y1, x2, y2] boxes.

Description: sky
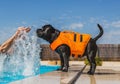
[[0, 0, 120, 44]]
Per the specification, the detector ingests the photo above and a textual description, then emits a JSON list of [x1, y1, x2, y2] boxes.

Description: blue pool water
[[0, 31, 60, 84], [0, 65, 60, 84]]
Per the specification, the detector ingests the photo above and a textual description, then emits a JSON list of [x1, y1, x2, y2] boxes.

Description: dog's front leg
[[56, 47, 64, 70], [56, 45, 70, 72], [59, 54, 64, 70], [62, 52, 69, 72]]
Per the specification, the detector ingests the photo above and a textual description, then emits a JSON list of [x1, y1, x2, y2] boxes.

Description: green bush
[[84, 56, 102, 66]]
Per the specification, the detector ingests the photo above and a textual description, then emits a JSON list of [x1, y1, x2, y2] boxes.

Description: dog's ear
[[43, 24, 52, 29], [42, 24, 56, 33], [50, 27, 55, 33], [44, 24, 55, 33]]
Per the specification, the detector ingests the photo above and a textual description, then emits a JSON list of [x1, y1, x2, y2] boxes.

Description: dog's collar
[[49, 30, 60, 43]]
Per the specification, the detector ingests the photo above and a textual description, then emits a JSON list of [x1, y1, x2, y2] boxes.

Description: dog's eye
[[43, 28, 47, 31]]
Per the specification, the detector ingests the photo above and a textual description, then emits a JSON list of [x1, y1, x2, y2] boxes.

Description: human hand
[[17, 27, 31, 33]]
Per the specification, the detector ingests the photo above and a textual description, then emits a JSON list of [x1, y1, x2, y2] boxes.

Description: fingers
[[17, 27, 31, 32], [25, 27, 31, 32]]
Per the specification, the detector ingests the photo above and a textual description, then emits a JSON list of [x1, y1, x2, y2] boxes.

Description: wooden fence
[[40, 44, 120, 61]]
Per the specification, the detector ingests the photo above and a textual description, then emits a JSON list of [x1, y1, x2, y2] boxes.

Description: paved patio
[[11, 61, 120, 84]]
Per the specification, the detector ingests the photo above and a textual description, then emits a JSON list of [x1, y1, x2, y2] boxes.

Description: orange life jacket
[[50, 31, 91, 58]]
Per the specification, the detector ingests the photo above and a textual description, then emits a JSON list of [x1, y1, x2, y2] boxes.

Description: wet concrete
[[76, 74, 120, 84], [76, 66, 120, 84], [11, 65, 85, 84], [74, 63, 120, 84], [11, 61, 120, 84]]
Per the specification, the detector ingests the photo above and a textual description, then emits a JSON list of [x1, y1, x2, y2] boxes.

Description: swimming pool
[[0, 65, 60, 84], [0, 32, 60, 84]]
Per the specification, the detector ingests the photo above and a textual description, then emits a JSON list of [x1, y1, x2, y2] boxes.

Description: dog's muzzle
[[36, 29, 43, 37]]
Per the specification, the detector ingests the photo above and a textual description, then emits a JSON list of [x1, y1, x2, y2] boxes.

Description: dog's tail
[[93, 24, 104, 42]]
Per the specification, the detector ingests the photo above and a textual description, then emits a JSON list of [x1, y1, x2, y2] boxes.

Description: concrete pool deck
[[11, 61, 120, 84]]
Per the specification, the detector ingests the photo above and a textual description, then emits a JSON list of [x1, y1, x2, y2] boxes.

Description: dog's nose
[[36, 29, 41, 34], [36, 29, 43, 37]]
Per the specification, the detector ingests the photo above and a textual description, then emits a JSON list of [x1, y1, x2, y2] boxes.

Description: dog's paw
[[62, 67, 68, 72], [87, 71, 94, 75]]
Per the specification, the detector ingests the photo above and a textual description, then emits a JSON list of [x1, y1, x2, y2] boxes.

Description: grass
[[84, 56, 102, 66]]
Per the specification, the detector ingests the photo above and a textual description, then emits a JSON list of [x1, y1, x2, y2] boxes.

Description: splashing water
[[0, 31, 40, 78]]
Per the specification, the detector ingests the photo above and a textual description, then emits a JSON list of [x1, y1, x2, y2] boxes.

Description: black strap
[[72, 54, 75, 57], [80, 34, 83, 42], [74, 34, 77, 42], [78, 55, 81, 58]]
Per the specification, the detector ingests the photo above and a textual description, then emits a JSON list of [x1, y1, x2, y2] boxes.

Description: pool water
[[0, 65, 60, 84], [0, 31, 60, 84], [40, 65, 60, 74]]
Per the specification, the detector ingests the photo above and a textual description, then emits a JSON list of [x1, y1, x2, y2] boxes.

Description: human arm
[[0, 27, 31, 53]]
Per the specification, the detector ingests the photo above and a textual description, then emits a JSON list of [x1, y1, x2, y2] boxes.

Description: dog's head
[[36, 24, 58, 43]]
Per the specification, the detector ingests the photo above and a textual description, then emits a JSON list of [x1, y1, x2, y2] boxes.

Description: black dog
[[36, 24, 103, 75]]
